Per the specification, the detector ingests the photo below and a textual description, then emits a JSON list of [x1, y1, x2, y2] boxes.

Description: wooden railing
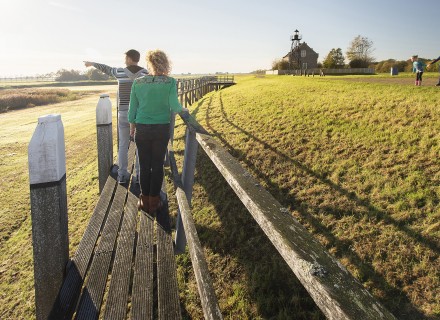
[[176, 76, 235, 108]]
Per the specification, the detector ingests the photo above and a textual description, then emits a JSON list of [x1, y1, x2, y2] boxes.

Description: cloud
[[48, 2, 81, 12]]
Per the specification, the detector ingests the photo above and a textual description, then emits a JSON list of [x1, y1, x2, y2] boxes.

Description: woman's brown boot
[[149, 195, 162, 214], [138, 194, 150, 212]]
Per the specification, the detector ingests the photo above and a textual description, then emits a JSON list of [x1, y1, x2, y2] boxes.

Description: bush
[[0, 89, 77, 113], [55, 69, 87, 82], [86, 68, 110, 81], [272, 59, 290, 71], [349, 59, 370, 68], [374, 59, 411, 73]]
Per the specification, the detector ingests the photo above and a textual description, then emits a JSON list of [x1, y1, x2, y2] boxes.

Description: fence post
[[96, 94, 113, 193], [178, 80, 183, 107], [164, 112, 176, 167], [28, 114, 69, 320], [175, 126, 199, 253]]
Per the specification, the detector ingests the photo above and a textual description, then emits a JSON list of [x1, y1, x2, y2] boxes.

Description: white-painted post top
[[28, 114, 66, 184], [96, 94, 112, 125]]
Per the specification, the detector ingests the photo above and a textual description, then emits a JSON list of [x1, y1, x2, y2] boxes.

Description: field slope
[[173, 75, 439, 319], [0, 76, 438, 319]]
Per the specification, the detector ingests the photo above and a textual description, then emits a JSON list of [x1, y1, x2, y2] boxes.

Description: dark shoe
[[149, 195, 162, 214], [138, 194, 149, 212], [436, 83, 440, 86], [118, 174, 130, 184]]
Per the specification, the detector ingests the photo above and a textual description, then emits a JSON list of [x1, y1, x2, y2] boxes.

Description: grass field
[[0, 75, 438, 319]]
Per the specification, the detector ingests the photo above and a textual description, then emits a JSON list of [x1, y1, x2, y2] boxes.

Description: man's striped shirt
[[92, 63, 148, 111]]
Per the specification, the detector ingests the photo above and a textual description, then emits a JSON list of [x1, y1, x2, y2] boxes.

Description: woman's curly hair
[[146, 50, 171, 75]]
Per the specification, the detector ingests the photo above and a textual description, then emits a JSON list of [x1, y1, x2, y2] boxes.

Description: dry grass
[[0, 88, 82, 113]]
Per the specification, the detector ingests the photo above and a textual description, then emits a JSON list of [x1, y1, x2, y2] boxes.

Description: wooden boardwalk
[[50, 143, 181, 320]]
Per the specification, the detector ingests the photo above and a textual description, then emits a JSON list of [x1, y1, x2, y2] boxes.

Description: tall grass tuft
[[0, 88, 79, 112]]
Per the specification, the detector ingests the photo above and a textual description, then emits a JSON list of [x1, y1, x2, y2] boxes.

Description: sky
[[0, 0, 439, 77]]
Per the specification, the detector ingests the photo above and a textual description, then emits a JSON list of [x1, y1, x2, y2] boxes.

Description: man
[[84, 49, 148, 183], [427, 56, 440, 86]]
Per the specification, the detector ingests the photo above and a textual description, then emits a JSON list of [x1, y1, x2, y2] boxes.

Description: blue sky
[[0, 0, 439, 76]]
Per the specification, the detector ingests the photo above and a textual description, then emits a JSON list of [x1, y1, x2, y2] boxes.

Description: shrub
[[272, 59, 290, 70], [349, 59, 369, 68], [0, 88, 77, 113], [55, 69, 87, 82]]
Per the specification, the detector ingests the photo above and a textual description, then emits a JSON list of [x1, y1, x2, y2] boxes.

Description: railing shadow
[[196, 93, 431, 319], [215, 92, 439, 256], [193, 150, 325, 319]]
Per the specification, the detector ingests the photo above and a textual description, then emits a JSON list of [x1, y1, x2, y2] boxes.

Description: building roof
[[283, 42, 318, 58]]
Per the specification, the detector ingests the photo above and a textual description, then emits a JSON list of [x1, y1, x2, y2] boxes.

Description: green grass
[[0, 76, 439, 319], [171, 75, 439, 319]]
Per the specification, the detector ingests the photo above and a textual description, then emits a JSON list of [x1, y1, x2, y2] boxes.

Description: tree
[[346, 35, 375, 66], [374, 59, 409, 73], [55, 69, 87, 82], [272, 59, 290, 70], [322, 48, 345, 68], [86, 68, 110, 81]]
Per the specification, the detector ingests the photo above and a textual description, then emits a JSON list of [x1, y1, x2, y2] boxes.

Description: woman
[[128, 50, 186, 213]]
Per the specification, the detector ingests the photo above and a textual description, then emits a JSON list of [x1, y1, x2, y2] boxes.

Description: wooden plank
[[157, 223, 181, 320], [131, 205, 154, 319], [156, 178, 181, 320], [49, 175, 117, 319], [102, 191, 138, 319], [74, 184, 128, 320], [196, 132, 396, 320]]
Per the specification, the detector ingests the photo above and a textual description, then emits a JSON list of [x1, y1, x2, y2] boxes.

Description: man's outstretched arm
[[84, 61, 118, 78]]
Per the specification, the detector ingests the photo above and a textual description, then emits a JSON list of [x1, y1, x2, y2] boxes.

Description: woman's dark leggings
[[416, 71, 423, 81], [135, 123, 170, 196]]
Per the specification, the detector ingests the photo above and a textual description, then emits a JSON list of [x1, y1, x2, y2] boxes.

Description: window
[[301, 50, 306, 57], [302, 62, 308, 70]]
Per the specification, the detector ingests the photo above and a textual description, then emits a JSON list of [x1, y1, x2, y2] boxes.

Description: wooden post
[[175, 126, 199, 253], [191, 79, 194, 103], [184, 81, 189, 107], [96, 94, 113, 193], [164, 112, 176, 167], [28, 114, 69, 320]]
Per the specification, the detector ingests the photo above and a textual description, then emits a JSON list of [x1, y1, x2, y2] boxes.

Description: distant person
[[427, 56, 440, 86], [128, 50, 188, 214], [411, 55, 426, 86], [84, 50, 148, 184]]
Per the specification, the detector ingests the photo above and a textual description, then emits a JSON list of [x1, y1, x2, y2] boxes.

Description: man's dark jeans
[[135, 123, 170, 196]]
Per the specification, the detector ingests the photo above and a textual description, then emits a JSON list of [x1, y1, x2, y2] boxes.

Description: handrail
[[173, 111, 396, 320], [168, 142, 222, 320]]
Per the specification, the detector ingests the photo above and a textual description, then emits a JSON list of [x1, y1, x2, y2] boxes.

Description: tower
[[289, 29, 302, 72]]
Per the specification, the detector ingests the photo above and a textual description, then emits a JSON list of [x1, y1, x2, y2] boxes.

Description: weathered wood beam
[[168, 145, 223, 320], [195, 132, 396, 320]]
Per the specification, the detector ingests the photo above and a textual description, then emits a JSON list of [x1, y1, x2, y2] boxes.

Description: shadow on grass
[[194, 150, 325, 319], [190, 93, 431, 319], [215, 92, 439, 257]]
